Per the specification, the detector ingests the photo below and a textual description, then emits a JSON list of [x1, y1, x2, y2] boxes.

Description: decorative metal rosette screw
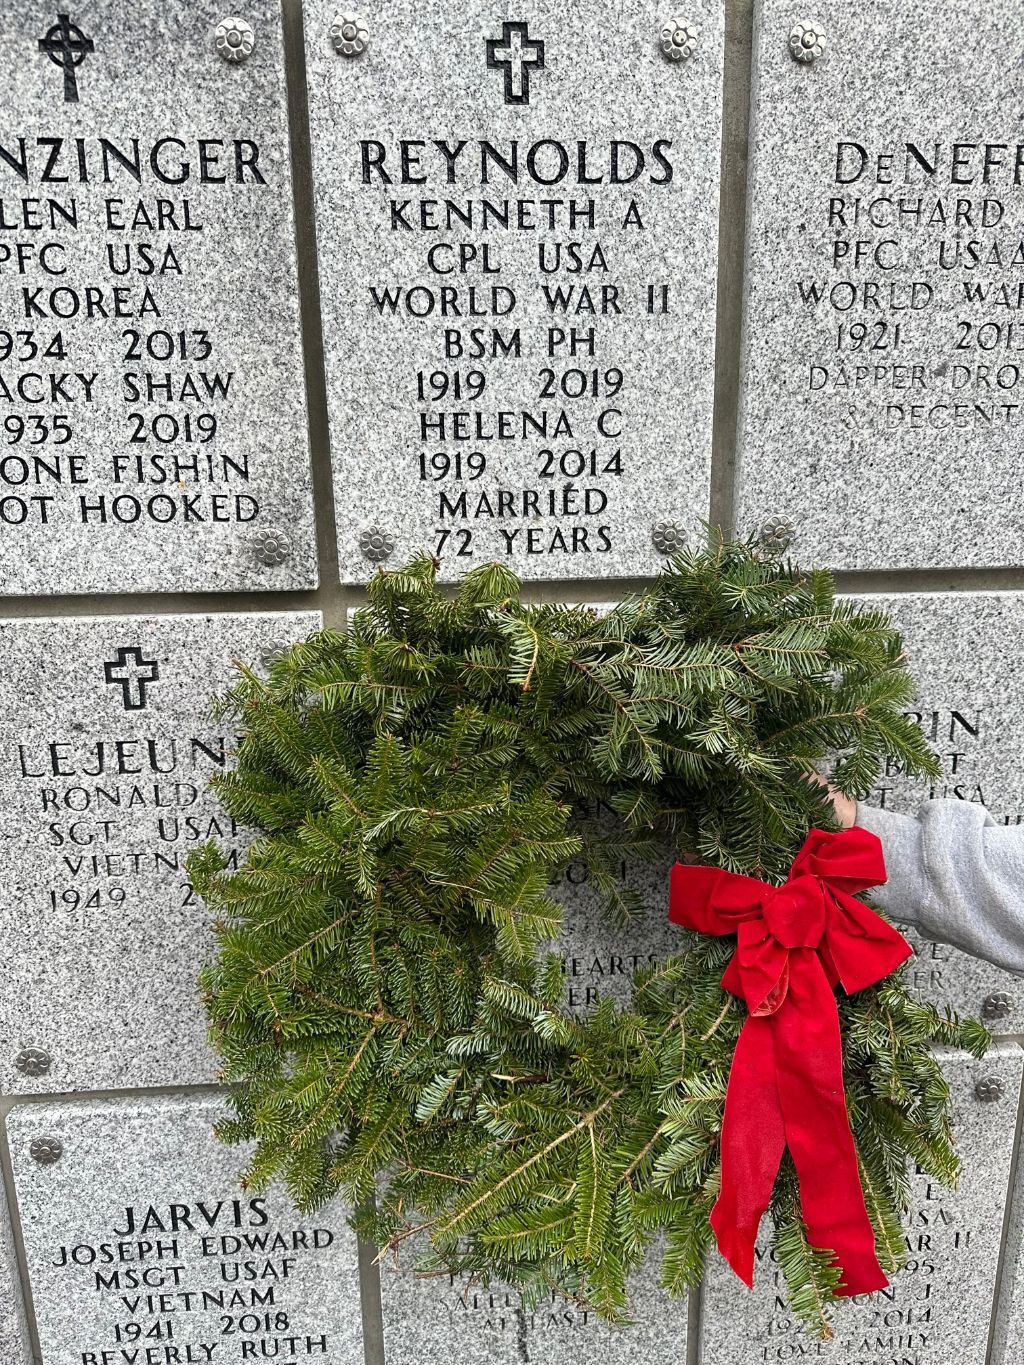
[[331, 11, 369, 55], [759, 516, 795, 554], [982, 990, 1014, 1021], [651, 520, 687, 556], [359, 526, 396, 563], [252, 526, 291, 567], [789, 22, 826, 63], [260, 638, 292, 671], [215, 17, 255, 62], [29, 1136, 63, 1165], [660, 18, 699, 61], [15, 1047, 51, 1077], [975, 1077, 1006, 1103]]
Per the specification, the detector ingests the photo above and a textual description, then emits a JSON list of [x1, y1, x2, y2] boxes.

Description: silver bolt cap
[[29, 1136, 63, 1165], [252, 526, 291, 567], [975, 1076, 1006, 1103], [789, 22, 826, 63], [15, 1047, 51, 1078], [651, 520, 687, 556], [759, 516, 795, 552], [982, 990, 1014, 1021], [660, 18, 699, 60], [260, 639, 292, 671], [331, 11, 369, 55], [359, 526, 396, 563], [215, 17, 255, 62]]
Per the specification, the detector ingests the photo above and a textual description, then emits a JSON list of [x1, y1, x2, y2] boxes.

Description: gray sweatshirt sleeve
[[855, 800, 1024, 977]]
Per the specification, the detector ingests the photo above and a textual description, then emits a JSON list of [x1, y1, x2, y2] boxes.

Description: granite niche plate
[[0, 610, 320, 1094], [700, 1044, 1024, 1365], [0, 1, 317, 592], [858, 592, 1024, 1031], [992, 1121, 1024, 1364], [305, 0, 724, 582], [380, 1243, 687, 1365], [0, 1176, 30, 1364], [381, 806, 688, 1363], [735, 0, 1024, 569], [7, 1093, 362, 1365]]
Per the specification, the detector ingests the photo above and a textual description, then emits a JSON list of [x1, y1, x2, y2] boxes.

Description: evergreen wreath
[[190, 534, 988, 1338]]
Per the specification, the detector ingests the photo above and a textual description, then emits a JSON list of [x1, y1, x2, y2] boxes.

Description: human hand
[[829, 787, 858, 830], [805, 773, 858, 830]]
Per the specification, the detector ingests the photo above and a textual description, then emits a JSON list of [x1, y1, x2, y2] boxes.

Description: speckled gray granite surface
[[7, 1093, 362, 1365], [735, 0, 1024, 569], [855, 592, 1024, 1029], [992, 1132, 1024, 1365], [381, 1240, 686, 1365], [0, 1177, 30, 1364], [0, 1, 316, 592], [993, 1163, 1024, 1365], [700, 1044, 1024, 1365], [305, 0, 723, 582], [0, 609, 320, 1094]]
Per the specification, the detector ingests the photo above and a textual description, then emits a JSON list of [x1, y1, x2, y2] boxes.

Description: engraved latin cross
[[103, 647, 160, 712], [485, 22, 544, 107]]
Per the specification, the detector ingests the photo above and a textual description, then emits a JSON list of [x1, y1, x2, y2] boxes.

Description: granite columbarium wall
[[0, 0, 1022, 1363]]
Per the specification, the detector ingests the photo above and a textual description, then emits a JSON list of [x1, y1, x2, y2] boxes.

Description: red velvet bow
[[669, 827, 911, 1297]]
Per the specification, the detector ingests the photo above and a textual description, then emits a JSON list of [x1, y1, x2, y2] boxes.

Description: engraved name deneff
[[793, 139, 1024, 438]]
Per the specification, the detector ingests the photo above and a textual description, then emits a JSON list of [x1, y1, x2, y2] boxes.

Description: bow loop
[[824, 884, 914, 996], [790, 825, 888, 895], [668, 827, 912, 1299], [668, 863, 770, 938]]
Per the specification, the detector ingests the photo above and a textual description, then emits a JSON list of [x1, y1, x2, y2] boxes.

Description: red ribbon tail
[[711, 1016, 786, 1288], [775, 953, 889, 1298]]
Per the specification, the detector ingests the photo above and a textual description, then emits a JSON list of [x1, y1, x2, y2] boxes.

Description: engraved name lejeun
[[0, 611, 320, 1095]]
